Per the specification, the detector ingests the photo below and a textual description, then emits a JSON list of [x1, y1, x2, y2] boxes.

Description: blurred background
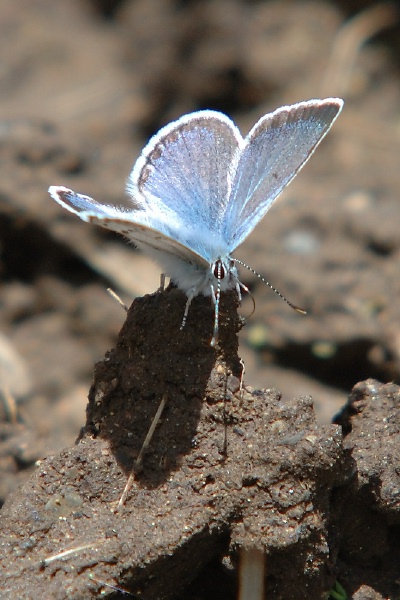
[[0, 0, 399, 501]]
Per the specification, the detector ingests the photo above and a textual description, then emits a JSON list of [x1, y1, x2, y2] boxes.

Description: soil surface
[[0, 1, 400, 599]]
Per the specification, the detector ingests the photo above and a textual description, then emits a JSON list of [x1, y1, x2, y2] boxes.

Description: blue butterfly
[[49, 98, 343, 345]]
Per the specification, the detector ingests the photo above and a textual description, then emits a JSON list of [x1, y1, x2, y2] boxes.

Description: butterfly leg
[[235, 281, 243, 303], [181, 286, 220, 347], [180, 291, 195, 330], [210, 282, 220, 348], [158, 273, 166, 292]]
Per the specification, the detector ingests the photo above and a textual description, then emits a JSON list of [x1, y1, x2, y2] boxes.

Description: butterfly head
[[205, 257, 240, 347], [210, 257, 239, 293]]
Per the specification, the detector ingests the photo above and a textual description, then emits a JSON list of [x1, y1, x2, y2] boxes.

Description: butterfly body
[[137, 246, 238, 299], [49, 98, 343, 345]]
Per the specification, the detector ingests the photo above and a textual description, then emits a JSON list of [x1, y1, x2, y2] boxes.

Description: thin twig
[[117, 393, 168, 509]]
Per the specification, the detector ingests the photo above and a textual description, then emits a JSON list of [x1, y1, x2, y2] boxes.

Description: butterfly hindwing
[[48, 186, 209, 268]]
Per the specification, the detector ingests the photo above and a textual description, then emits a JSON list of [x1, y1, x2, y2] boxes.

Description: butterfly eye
[[213, 260, 226, 280]]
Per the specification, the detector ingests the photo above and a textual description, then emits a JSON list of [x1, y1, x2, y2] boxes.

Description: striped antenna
[[233, 258, 307, 315]]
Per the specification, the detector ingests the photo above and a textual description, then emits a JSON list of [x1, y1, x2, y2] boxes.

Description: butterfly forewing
[[223, 99, 343, 250], [128, 111, 242, 244]]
